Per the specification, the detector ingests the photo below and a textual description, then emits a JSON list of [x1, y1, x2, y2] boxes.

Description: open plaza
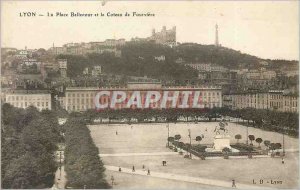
[[89, 122, 299, 189]]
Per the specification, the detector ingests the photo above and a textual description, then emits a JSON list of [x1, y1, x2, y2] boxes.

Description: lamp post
[[246, 125, 249, 145], [282, 126, 285, 157], [111, 175, 114, 187], [188, 129, 192, 158], [59, 151, 62, 177], [167, 123, 170, 147]]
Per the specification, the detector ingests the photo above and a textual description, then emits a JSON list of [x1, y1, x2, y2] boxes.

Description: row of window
[[6, 96, 50, 101], [284, 101, 298, 107], [66, 103, 222, 111], [66, 92, 221, 98], [8, 102, 49, 108]]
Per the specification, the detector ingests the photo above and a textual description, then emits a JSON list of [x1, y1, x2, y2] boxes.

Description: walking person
[[282, 157, 285, 164], [132, 165, 135, 172], [142, 165, 145, 171], [118, 167, 122, 172], [232, 180, 236, 188], [116, 131, 118, 135], [147, 169, 150, 175]]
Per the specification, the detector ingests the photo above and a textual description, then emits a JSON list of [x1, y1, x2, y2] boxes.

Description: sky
[[1, 1, 299, 60]]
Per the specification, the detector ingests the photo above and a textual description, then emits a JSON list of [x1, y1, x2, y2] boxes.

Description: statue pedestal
[[213, 134, 231, 151]]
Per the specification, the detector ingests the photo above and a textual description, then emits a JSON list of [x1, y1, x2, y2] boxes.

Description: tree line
[[80, 107, 298, 137], [1, 104, 61, 188], [63, 117, 109, 189]]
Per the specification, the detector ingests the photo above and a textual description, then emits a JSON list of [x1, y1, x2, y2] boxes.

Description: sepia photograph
[[1, 0, 299, 189]]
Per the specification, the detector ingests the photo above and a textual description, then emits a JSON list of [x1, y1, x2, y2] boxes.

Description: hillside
[[57, 41, 298, 81]]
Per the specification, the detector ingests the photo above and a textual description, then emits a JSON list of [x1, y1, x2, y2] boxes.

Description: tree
[[255, 138, 263, 148], [195, 136, 202, 145], [64, 118, 109, 189], [269, 143, 276, 153], [167, 137, 174, 142], [275, 143, 282, 150], [174, 134, 181, 142], [2, 104, 59, 189], [222, 147, 231, 154], [248, 135, 255, 146], [264, 140, 271, 149], [235, 134, 242, 144], [173, 134, 181, 149]]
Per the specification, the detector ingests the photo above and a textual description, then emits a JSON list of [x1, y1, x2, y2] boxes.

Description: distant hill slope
[[57, 41, 298, 80]]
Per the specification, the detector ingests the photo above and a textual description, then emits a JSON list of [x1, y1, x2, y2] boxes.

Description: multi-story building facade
[[91, 66, 102, 76], [268, 90, 284, 111], [58, 59, 68, 78], [5, 92, 52, 111], [49, 39, 125, 56], [186, 63, 211, 72], [223, 90, 298, 113], [62, 85, 222, 112], [283, 95, 298, 113]]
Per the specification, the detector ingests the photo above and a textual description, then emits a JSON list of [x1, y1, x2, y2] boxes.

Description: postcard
[[1, 1, 299, 189]]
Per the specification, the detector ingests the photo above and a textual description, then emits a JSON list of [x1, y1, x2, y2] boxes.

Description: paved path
[[52, 150, 67, 189], [100, 151, 273, 160], [51, 165, 67, 189], [105, 165, 274, 189], [100, 152, 178, 157]]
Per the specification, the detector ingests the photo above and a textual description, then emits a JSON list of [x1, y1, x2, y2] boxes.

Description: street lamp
[[59, 151, 62, 177], [188, 129, 192, 159], [111, 175, 115, 187], [167, 123, 170, 147], [282, 126, 285, 157]]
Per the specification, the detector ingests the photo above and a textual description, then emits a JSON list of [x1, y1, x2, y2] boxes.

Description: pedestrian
[[147, 169, 150, 175], [119, 167, 122, 172], [116, 131, 118, 135], [142, 165, 145, 170], [232, 180, 236, 188], [205, 128, 207, 132], [132, 165, 135, 172], [282, 158, 285, 164]]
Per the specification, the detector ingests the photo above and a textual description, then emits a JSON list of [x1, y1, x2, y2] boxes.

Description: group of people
[[118, 165, 151, 175]]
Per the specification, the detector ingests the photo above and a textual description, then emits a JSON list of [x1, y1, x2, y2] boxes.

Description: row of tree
[[218, 107, 298, 137], [63, 118, 109, 189], [80, 107, 298, 137], [1, 104, 60, 188]]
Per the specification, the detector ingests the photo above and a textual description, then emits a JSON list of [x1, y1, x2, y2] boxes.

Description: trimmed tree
[[235, 134, 242, 144], [248, 135, 255, 146], [174, 134, 181, 149], [255, 138, 263, 148], [168, 137, 175, 142], [195, 136, 202, 145], [264, 140, 271, 150]]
